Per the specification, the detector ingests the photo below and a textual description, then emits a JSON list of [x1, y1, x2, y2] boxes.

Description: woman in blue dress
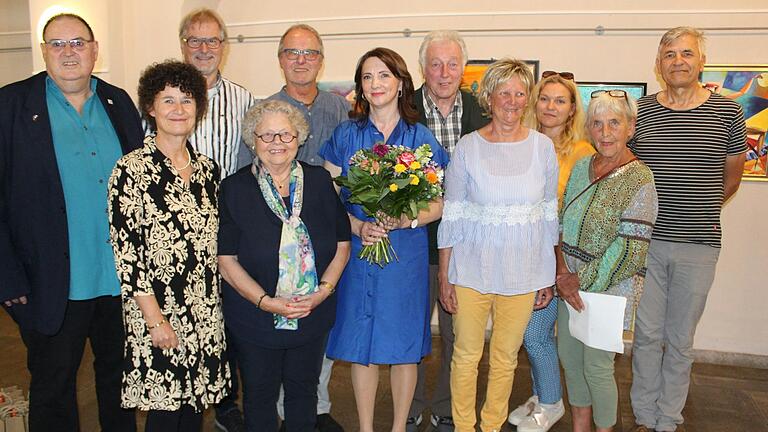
[[320, 47, 448, 432]]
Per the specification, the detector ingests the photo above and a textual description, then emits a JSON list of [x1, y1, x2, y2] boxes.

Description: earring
[[361, 93, 366, 101], [397, 88, 403, 98]]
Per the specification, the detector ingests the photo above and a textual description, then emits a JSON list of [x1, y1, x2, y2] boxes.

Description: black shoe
[[316, 413, 344, 432], [406, 414, 422, 432], [431, 414, 455, 432], [214, 408, 246, 432]]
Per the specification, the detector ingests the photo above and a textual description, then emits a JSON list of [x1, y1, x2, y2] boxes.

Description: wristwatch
[[410, 217, 419, 229]]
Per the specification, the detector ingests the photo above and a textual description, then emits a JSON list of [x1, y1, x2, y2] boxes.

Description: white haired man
[[408, 30, 488, 432]]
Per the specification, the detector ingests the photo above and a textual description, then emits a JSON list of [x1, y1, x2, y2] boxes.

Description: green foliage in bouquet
[[334, 142, 444, 267]]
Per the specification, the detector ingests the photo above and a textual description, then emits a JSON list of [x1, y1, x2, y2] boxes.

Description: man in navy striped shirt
[[179, 9, 256, 432], [180, 8, 256, 179], [628, 27, 747, 432]]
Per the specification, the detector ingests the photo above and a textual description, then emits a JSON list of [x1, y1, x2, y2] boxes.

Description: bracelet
[[147, 318, 166, 330], [256, 293, 268, 309], [319, 280, 336, 295]]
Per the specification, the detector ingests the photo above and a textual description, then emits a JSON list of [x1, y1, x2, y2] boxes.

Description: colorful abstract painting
[[318, 81, 356, 106], [701, 65, 768, 181], [460, 60, 540, 96]]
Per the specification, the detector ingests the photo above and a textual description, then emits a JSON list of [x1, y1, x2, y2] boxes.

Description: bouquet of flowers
[[334, 142, 444, 267]]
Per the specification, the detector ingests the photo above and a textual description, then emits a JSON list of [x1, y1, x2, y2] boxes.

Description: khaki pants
[[630, 240, 720, 432], [450, 286, 535, 432], [558, 300, 617, 428]]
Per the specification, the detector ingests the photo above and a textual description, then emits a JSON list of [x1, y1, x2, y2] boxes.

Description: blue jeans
[[522, 297, 562, 404]]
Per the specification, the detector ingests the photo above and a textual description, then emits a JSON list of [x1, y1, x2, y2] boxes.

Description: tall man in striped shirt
[[268, 24, 350, 432], [180, 8, 256, 178], [628, 27, 747, 432], [179, 9, 256, 432]]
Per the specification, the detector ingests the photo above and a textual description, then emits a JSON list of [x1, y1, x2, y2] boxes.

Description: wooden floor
[[1, 311, 767, 431]]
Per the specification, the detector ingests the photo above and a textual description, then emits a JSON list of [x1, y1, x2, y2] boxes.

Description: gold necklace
[[172, 148, 192, 171], [274, 173, 291, 189]]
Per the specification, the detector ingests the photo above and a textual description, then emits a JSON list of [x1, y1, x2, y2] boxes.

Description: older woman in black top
[[218, 99, 351, 432]]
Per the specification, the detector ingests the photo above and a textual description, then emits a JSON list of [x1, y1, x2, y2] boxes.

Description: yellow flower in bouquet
[[334, 142, 445, 267]]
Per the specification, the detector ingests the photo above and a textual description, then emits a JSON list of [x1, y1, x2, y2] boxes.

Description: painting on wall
[[575, 82, 647, 110], [700, 65, 768, 181], [318, 81, 356, 106], [460, 59, 540, 96]]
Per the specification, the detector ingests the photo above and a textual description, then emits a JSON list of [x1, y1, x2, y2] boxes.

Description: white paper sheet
[[566, 291, 627, 354]]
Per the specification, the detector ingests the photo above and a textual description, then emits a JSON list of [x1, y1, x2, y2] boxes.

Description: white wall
[[2, 0, 767, 357], [0, 0, 32, 86]]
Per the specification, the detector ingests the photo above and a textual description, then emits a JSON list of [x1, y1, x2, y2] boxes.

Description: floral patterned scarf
[[253, 160, 318, 330]]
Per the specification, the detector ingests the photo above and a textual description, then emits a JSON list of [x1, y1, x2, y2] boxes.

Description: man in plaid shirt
[[408, 30, 488, 432]]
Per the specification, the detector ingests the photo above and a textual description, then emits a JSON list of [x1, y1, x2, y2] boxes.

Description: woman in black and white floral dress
[[108, 60, 229, 432]]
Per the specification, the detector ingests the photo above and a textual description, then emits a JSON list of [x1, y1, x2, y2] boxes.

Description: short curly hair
[[241, 100, 309, 159], [138, 60, 208, 132]]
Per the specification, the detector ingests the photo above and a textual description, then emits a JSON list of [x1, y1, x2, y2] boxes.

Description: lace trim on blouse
[[443, 199, 558, 226]]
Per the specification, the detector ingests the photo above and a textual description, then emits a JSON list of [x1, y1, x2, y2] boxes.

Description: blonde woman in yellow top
[[509, 71, 595, 432]]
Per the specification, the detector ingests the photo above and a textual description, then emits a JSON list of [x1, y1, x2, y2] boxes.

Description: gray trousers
[[409, 264, 455, 418], [630, 240, 719, 432]]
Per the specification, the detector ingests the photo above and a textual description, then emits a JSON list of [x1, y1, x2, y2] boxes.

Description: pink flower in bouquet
[[397, 151, 416, 167], [373, 143, 389, 157]]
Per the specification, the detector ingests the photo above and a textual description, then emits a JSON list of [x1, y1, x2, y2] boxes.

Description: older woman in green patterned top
[[555, 90, 658, 432]]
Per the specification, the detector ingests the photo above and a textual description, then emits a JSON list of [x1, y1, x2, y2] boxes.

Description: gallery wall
[[2, 0, 767, 362]]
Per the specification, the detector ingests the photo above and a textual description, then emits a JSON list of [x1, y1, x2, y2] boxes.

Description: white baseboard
[[430, 324, 768, 369]]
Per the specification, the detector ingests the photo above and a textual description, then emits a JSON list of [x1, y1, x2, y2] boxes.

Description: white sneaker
[[516, 399, 565, 432], [507, 395, 538, 426]]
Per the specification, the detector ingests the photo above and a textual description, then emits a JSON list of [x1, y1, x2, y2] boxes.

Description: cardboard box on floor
[[0, 386, 28, 432]]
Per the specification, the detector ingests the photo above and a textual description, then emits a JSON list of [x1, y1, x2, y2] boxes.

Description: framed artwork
[[700, 64, 768, 181], [317, 80, 356, 106], [576, 81, 647, 109], [460, 59, 540, 96]]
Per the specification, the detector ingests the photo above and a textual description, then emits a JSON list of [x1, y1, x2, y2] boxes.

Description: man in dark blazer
[[408, 30, 489, 432], [0, 13, 142, 432]]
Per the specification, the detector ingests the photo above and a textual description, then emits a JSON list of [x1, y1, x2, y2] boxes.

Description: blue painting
[[576, 82, 647, 109]]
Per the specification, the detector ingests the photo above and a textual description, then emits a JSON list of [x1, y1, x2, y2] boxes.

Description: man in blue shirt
[[268, 24, 349, 432], [0, 13, 143, 431]]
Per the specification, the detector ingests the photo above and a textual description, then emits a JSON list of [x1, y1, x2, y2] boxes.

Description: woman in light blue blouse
[[320, 47, 448, 432], [437, 59, 559, 432]]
